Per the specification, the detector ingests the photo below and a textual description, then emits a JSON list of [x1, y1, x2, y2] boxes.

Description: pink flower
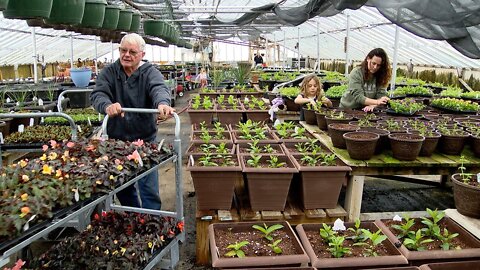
[[114, 159, 122, 165], [133, 139, 144, 147], [49, 140, 57, 148], [127, 150, 142, 163], [66, 142, 75, 148], [42, 145, 48, 152]]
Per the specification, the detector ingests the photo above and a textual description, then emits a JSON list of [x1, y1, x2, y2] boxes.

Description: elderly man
[[90, 33, 175, 210]]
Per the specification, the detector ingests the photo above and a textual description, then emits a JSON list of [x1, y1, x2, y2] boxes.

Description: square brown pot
[[187, 154, 242, 210], [187, 108, 216, 124], [209, 221, 310, 268], [216, 109, 245, 125], [290, 155, 351, 209], [296, 222, 408, 269], [240, 155, 297, 211], [244, 109, 271, 123], [375, 218, 480, 265], [419, 260, 480, 270]]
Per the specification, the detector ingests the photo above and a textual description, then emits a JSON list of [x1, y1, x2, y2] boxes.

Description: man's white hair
[[120, 33, 146, 52]]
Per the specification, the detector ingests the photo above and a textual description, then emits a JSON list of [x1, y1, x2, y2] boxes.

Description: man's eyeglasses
[[119, 47, 141, 57]]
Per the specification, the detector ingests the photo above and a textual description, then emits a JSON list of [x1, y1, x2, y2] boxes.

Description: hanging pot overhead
[[116, 8, 133, 32], [3, 0, 53, 19], [101, 4, 120, 30], [0, 0, 9, 11], [79, 0, 107, 29], [129, 10, 141, 33], [45, 0, 86, 25]]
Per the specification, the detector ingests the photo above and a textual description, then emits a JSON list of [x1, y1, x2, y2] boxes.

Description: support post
[[390, 25, 400, 90], [32, 27, 38, 84], [345, 11, 350, 77]]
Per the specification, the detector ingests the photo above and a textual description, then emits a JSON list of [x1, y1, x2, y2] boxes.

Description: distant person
[[253, 53, 263, 68], [196, 68, 208, 89], [295, 74, 332, 120], [407, 59, 414, 78], [340, 48, 391, 112]]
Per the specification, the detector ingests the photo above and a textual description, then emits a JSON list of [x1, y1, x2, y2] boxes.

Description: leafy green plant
[[246, 154, 262, 168], [325, 84, 348, 99], [212, 69, 226, 89], [300, 154, 320, 166], [403, 229, 434, 251], [457, 155, 473, 183], [388, 98, 425, 114], [391, 214, 415, 239], [354, 229, 388, 257], [347, 219, 365, 243], [420, 208, 445, 237], [439, 228, 459, 251], [320, 223, 336, 242], [252, 223, 284, 241], [279, 86, 300, 98], [440, 87, 462, 98], [267, 155, 286, 168], [263, 144, 275, 154], [461, 91, 480, 100], [8, 90, 30, 107], [225, 241, 249, 258], [328, 236, 351, 258], [232, 63, 251, 87], [431, 97, 480, 112], [267, 239, 283, 254], [198, 153, 219, 166]]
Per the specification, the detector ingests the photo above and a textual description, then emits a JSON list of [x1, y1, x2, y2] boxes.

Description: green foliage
[[267, 239, 283, 254], [232, 63, 251, 87], [225, 241, 249, 258], [388, 98, 425, 114], [457, 156, 473, 184], [246, 154, 262, 168], [461, 91, 480, 100], [431, 98, 480, 112], [439, 228, 459, 251], [252, 223, 284, 241], [325, 85, 348, 98], [320, 223, 336, 241], [322, 71, 347, 83], [403, 229, 434, 251], [328, 236, 352, 258], [420, 208, 445, 237], [211, 69, 226, 89], [354, 229, 388, 257], [440, 87, 462, 98], [347, 219, 365, 243], [267, 155, 286, 168], [391, 214, 415, 239], [279, 86, 300, 98]]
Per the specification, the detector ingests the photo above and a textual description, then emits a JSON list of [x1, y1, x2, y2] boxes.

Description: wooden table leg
[[344, 175, 365, 222]]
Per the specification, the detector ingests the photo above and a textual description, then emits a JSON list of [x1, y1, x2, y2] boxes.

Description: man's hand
[[158, 104, 175, 120], [106, 103, 124, 117]]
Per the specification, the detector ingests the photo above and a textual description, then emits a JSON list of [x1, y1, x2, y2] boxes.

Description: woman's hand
[[363, 105, 377, 112], [377, 96, 390, 105]]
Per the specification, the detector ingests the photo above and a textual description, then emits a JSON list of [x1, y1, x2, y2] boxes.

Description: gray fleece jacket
[[90, 59, 171, 142], [339, 66, 387, 109]]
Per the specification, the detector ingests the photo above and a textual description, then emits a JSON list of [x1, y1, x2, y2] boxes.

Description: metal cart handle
[[0, 112, 78, 141], [57, 89, 93, 113], [100, 108, 180, 141]]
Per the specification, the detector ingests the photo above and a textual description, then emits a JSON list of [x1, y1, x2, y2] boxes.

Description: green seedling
[[267, 239, 283, 254], [225, 241, 249, 258], [403, 229, 434, 251], [252, 223, 284, 241]]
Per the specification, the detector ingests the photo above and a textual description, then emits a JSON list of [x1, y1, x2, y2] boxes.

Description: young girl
[[295, 74, 332, 120], [196, 68, 208, 89]]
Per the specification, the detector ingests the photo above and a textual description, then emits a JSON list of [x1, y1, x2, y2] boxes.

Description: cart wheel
[[178, 91, 184, 97]]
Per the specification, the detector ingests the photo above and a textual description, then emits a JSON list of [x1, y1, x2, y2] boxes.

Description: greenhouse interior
[[1, 0, 480, 269]]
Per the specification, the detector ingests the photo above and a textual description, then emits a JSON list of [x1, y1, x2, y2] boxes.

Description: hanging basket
[[45, 0, 86, 25], [143, 19, 166, 37], [80, 0, 107, 29], [129, 10, 141, 32], [101, 4, 120, 30], [116, 8, 133, 31], [3, 0, 53, 19], [0, 0, 9, 11]]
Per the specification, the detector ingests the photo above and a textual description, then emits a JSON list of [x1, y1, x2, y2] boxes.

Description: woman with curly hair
[[340, 48, 392, 112]]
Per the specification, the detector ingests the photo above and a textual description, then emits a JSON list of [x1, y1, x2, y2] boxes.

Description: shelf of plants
[[0, 109, 184, 269]]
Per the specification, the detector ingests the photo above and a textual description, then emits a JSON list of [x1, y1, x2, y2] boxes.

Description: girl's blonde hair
[[300, 74, 323, 99]]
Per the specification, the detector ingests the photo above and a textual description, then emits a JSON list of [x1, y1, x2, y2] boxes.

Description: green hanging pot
[[116, 8, 132, 31], [0, 0, 9, 11], [101, 4, 120, 30], [3, 0, 53, 19], [143, 19, 166, 37], [80, 0, 107, 28], [45, 0, 86, 25], [129, 10, 141, 33]]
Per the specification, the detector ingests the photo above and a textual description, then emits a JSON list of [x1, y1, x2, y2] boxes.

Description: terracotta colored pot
[[187, 106, 216, 125], [343, 131, 379, 160], [419, 132, 441, 157], [216, 107, 244, 125], [303, 108, 317, 125], [438, 131, 469, 155], [244, 109, 270, 123], [389, 133, 425, 161], [419, 260, 480, 270]]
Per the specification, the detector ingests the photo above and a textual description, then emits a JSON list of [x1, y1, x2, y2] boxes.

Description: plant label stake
[[77, 125, 82, 133], [0, 132, 3, 144], [477, 173, 480, 183], [29, 118, 34, 126], [38, 98, 43, 106], [190, 155, 194, 166], [18, 124, 24, 133], [87, 117, 92, 126]]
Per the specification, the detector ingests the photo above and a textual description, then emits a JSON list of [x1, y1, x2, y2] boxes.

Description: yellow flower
[[42, 164, 53, 175], [40, 154, 47, 161], [116, 165, 123, 171], [55, 169, 62, 177], [120, 247, 127, 256], [95, 246, 100, 251], [114, 240, 118, 245], [112, 250, 118, 255], [21, 193, 28, 201], [19, 160, 28, 168], [22, 175, 29, 182], [104, 249, 109, 255], [148, 242, 153, 248], [96, 180, 102, 185], [109, 175, 114, 180], [48, 152, 58, 160]]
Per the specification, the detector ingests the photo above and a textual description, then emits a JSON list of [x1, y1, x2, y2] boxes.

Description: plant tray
[[0, 142, 44, 150], [430, 104, 478, 114], [386, 108, 419, 117]]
